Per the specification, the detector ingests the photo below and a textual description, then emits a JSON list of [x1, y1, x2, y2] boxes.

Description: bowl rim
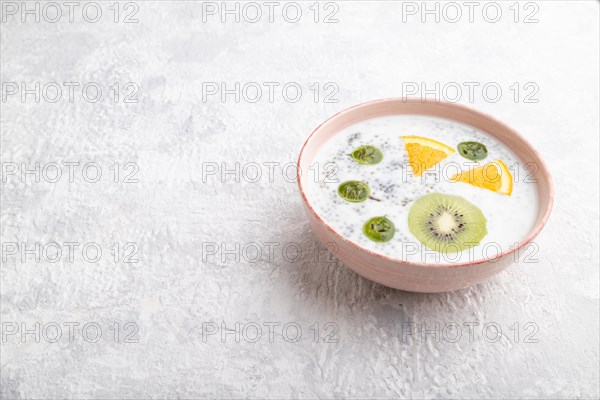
[[296, 98, 554, 268]]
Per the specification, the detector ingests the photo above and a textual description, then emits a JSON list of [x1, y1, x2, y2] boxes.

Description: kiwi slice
[[349, 145, 383, 165], [363, 216, 395, 243], [338, 180, 370, 203], [457, 141, 488, 161], [408, 193, 487, 253]]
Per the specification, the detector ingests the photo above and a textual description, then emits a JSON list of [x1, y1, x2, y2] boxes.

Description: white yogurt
[[304, 115, 539, 265]]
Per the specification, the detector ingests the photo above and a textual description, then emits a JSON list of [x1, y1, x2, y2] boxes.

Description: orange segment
[[451, 160, 513, 195], [402, 136, 456, 176]]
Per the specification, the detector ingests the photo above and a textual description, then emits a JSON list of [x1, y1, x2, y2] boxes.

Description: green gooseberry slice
[[457, 141, 488, 161], [350, 145, 383, 165], [338, 180, 370, 203], [363, 216, 395, 243]]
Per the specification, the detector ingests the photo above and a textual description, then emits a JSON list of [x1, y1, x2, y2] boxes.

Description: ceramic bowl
[[297, 98, 553, 292]]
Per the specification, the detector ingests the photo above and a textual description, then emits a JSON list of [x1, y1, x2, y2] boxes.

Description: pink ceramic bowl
[[297, 98, 553, 293]]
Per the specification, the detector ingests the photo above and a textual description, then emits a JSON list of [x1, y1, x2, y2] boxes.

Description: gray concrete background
[[1, 1, 599, 399]]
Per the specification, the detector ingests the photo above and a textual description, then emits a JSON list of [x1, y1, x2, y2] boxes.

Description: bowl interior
[[298, 99, 553, 261]]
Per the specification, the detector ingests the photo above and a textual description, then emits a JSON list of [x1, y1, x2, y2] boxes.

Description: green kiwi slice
[[408, 193, 487, 253], [338, 180, 370, 203], [457, 141, 488, 161], [349, 145, 383, 165], [363, 216, 395, 243]]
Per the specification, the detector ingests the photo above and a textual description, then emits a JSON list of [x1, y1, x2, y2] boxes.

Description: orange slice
[[402, 136, 456, 176], [451, 160, 513, 195]]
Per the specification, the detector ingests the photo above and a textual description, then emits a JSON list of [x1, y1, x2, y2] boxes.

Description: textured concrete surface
[[1, 1, 599, 399]]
